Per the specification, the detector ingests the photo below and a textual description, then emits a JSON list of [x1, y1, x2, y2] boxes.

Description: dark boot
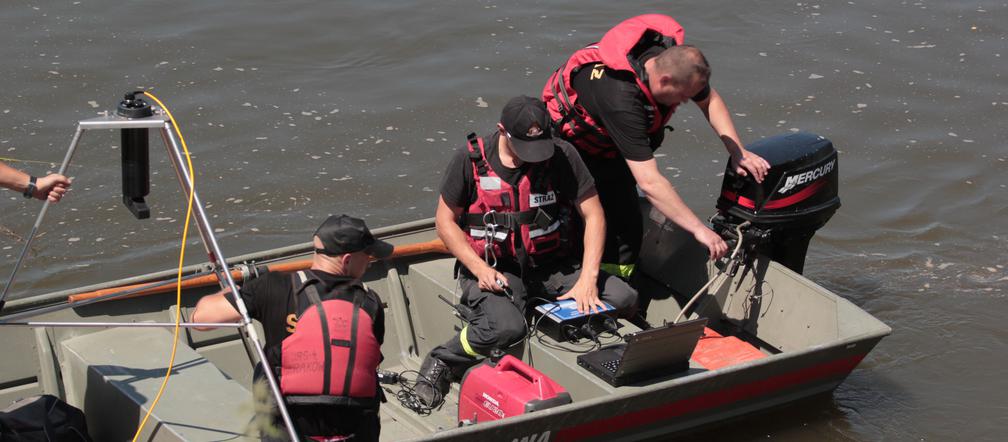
[[415, 354, 451, 408]]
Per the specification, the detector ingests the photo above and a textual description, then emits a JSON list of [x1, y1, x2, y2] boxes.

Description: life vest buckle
[[482, 210, 500, 268], [533, 208, 554, 230]]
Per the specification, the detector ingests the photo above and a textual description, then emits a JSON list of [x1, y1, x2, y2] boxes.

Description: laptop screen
[[616, 317, 708, 376]]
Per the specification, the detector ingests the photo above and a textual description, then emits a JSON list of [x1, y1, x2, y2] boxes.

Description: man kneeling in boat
[[192, 215, 390, 441], [417, 96, 638, 407]]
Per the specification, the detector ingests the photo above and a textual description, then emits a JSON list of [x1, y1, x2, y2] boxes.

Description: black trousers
[[429, 258, 638, 375], [253, 366, 380, 442], [582, 156, 643, 268]]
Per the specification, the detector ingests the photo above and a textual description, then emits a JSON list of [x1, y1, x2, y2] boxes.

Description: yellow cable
[[130, 91, 196, 442]]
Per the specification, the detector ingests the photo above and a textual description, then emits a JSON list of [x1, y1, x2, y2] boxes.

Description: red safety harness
[[278, 270, 381, 408], [542, 14, 685, 159], [462, 133, 567, 268]]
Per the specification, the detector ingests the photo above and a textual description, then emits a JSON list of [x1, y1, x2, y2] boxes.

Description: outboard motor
[[713, 132, 839, 274]]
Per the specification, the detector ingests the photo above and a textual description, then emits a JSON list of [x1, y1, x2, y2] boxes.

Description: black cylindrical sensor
[[117, 92, 153, 219]]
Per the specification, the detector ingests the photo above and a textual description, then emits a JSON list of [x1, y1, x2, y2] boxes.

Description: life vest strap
[[466, 132, 489, 176], [465, 207, 555, 230], [285, 394, 379, 409], [342, 290, 364, 397], [300, 277, 333, 396], [550, 63, 620, 158]]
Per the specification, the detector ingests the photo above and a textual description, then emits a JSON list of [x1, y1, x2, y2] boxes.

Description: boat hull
[[0, 217, 890, 441]]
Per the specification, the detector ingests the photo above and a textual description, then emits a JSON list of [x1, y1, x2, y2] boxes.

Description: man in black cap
[[192, 214, 391, 441], [416, 96, 638, 406]]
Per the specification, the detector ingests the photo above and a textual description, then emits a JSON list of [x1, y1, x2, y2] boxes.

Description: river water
[[1, 1, 1005, 440]]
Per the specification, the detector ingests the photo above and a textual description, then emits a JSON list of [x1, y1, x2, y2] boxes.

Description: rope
[[673, 221, 750, 324]]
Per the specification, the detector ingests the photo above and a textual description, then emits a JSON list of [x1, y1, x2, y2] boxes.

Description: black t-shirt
[[439, 131, 596, 209], [570, 46, 711, 162], [228, 269, 385, 357]]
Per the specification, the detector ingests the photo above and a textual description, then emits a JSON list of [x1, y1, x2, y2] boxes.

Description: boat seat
[[169, 304, 265, 387], [60, 327, 257, 441]]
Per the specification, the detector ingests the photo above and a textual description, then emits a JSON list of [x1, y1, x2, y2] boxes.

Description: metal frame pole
[[157, 123, 300, 442], [0, 111, 300, 441], [0, 126, 85, 311]]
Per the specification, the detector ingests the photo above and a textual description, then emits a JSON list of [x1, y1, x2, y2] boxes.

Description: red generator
[[458, 355, 571, 426]]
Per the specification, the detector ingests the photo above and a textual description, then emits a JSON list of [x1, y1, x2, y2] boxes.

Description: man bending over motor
[[416, 96, 638, 407], [193, 215, 390, 441]]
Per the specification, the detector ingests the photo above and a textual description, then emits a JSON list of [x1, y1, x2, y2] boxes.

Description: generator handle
[[496, 355, 558, 397]]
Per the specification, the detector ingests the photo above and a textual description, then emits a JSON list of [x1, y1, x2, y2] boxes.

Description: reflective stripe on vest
[[462, 134, 565, 264]]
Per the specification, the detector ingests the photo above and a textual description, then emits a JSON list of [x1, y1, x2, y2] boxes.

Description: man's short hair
[[652, 45, 711, 86]]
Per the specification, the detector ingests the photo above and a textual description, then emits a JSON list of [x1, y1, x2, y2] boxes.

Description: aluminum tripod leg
[[158, 124, 299, 442], [0, 126, 84, 312]]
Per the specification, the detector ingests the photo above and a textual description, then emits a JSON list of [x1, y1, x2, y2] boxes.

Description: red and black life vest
[[541, 14, 685, 159], [277, 270, 381, 408], [462, 133, 567, 267]]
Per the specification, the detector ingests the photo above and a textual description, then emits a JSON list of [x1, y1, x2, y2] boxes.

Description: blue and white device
[[532, 299, 617, 342], [534, 299, 615, 321]]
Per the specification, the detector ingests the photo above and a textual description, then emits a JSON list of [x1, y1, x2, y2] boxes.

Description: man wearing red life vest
[[416, 96, 637, 407], [542, 14, 771, 280], [193, 215, 390, 441]]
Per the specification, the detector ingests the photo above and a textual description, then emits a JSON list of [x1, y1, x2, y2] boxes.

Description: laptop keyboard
[[602, 359, 621, 373]]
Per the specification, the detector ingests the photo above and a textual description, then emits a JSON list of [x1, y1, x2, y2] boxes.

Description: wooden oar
[[66, 238, 448, 303]]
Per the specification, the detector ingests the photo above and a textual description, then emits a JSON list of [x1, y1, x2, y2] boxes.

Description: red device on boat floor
[[691, 327, 767, 370], [458, 355, 571, 425]]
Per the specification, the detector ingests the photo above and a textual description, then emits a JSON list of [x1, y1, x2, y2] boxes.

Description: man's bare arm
[[435, 196, 508, 292], [696, 87, 770, 182], [191, 289, 241, 330], [557, 189, 607, 313], [626, 158, 727, 260]]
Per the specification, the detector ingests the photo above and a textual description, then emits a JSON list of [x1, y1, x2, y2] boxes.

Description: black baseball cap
[[313, 214, 394, 258], [500, 96, 555, 163]]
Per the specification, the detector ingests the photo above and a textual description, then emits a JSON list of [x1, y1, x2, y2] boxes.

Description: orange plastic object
[[691, 328, 767, 370]]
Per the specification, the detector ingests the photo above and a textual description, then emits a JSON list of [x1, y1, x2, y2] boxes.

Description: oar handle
[[66, 238, 448, 303], [67, 270, 244, 303]]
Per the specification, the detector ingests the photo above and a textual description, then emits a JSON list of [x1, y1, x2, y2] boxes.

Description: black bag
[[0, 395, 92, 442]]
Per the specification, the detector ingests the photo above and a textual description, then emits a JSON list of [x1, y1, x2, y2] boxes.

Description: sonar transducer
[[117, 91, 153, 219]]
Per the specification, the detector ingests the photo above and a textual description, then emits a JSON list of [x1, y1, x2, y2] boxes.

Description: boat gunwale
[[1, 218, 438, 313], [407, 329, 888, 440]]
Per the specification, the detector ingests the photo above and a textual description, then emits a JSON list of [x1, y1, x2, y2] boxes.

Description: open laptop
[[577, 317, 708, 387]]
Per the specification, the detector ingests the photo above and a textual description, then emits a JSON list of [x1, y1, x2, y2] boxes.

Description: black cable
[[527, 297, 561, 343], [526, 297, 623, 354], [535, 329, 601, 353], [383, 369, 443, 416]]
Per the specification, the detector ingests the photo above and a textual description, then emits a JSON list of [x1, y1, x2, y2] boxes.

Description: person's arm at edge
[[435, 196, 507, 292], [0, 162, 71, 202], [557, 189, 607, 313], [625, 158, 728, 260], [695, 87, 770, 183], [191, 288, 242, 330]]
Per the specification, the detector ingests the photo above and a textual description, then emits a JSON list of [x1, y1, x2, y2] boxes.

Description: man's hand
[[694, 227, 728, 261], [35, 173, 71, 202], [730, 150, 771, 183], [557, 277, 605, 314], [474, 264, 508, 293]]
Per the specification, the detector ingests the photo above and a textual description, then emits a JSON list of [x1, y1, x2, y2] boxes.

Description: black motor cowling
[[713, 132, 840, 273]]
